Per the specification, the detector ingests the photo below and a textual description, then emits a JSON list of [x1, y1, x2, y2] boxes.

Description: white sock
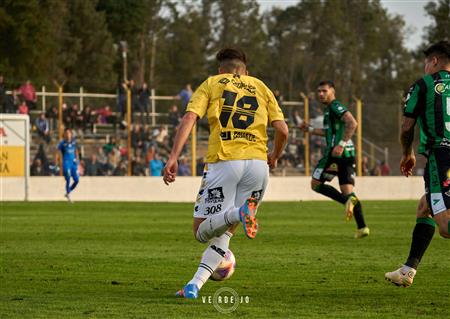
[[188, 231, 232, 289], [196, 207, 240, 243]]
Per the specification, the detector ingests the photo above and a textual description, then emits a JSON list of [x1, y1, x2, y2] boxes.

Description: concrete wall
[[0, 176, 424, 202]]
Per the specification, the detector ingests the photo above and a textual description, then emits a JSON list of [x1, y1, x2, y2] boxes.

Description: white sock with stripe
[[187, 231, 233, 289]]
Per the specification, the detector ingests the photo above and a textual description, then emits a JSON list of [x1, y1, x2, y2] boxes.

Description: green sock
[[405, 217, 435, 269], [314, 184, 347, 204]]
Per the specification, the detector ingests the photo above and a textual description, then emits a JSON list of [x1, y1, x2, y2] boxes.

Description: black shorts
[[312, 153, 355, 185], [424, 147, 450, 216]]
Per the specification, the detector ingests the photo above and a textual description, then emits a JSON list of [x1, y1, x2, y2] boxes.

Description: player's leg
[[433, 209, 450, 238], [234, 159, 269, 208], [176, 162, 242, 298], [385, 194, 433, 287], [63, 164, 71, 194], [62, 163, 72, 202], [69, 163, 79, 192], [311, 155, 348, 204], [337, 157, 368, 238], [233, 160, 269, 238], [429, 148, 450, 238]]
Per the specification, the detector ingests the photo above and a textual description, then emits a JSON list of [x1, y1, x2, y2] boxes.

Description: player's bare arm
[[298, 122, 325, 136], [332, 112, 357, 157], [399, 116, 416, 177], [268, 120, 289, 169], [163, 111, 198, 185]]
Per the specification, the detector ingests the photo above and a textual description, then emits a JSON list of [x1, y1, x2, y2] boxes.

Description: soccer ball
[[210, 249, 236, 281]]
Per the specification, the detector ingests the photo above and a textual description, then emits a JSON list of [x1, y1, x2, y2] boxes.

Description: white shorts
[[193, 160, 269, 218]]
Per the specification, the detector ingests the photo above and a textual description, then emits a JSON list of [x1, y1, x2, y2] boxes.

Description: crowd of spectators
[[29, 125, 198, 177]]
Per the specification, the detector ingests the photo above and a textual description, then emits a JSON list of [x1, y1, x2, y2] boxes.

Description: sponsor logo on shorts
[[205, 187, 225, 204], [312, 168, 323, 180], [440, 138, 450, 148], [445, 190, 450, 197], [327, 163, 338, 172], [251, 189, 263, 201], [431, 193, 446, 214]]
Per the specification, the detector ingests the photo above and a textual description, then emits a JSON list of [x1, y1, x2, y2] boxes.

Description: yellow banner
[[0, 145, 25, 176]]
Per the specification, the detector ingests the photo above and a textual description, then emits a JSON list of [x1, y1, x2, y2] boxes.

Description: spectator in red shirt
[[380, 161, 391, 176], [17, 100, 29, 115], [19, 80, 37, 110]]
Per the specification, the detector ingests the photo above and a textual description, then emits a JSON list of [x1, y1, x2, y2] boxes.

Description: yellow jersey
[[186, 73, 285, 163]]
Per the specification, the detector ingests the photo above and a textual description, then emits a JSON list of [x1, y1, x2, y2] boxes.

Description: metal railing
[[5, 87, 390, 177]]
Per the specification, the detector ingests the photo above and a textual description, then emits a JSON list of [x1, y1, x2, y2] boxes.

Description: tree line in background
[[0, 0, 449, 144]]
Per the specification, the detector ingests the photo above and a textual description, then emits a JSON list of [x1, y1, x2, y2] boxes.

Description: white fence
[[1, 176, 423, 202]]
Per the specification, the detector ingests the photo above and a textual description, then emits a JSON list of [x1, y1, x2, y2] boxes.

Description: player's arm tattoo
[[341, 112, 357, 142], [400, 116, 416, 156]]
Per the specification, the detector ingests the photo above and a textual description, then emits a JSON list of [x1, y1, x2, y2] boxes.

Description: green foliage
[[1, 201, 449, 318], [424, 0, 450, 43]]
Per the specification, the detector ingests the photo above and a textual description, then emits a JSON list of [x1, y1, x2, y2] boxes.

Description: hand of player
[[400, 152, 416, 177], [267, 152, 278, 170], [163, 157, 178, 185], [331, 145, 344, 157], [298, 121, 309, 132]]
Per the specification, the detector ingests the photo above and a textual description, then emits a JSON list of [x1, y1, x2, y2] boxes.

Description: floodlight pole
[[354, 97, 363, 177], [127, 89, 132, 176], [300, 92, 310, 176], [54, 80, 65, 176]]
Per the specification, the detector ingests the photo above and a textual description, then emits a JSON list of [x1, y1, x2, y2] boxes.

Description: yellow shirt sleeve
[[186, 79, 210, 119], [266, 88, 285, 123]]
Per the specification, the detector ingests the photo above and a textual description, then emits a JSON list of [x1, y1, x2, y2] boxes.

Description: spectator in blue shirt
[[150, 153, 164, 176], [175, 83, 192, 111], [35, 112, 51, 143], [178, 157, 191, 176]]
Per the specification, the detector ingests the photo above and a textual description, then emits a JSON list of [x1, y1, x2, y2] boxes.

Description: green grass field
[[1, 201, 449, 318]]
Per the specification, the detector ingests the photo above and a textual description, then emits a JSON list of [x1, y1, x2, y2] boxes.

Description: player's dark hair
[[64, 127, 72, 132], [216, 48, 247, 65], [423, 41, 450, 59], [318, 80, 335, 88]]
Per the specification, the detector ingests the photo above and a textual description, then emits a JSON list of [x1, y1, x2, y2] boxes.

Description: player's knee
[[416, 202, 430, 218], [438, 221, 450, 238], [311, 180, 321, 192], [438, 226, 450, 238], [194, 229, 208, 243], [193, 222, 208, 243]]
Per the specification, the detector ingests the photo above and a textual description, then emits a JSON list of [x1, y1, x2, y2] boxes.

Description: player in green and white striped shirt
[[385, 40, 450, 288], [300, 81, 369, 239]]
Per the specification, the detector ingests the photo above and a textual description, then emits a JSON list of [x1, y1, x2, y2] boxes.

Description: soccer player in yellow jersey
[[163, 48, 289, 298]]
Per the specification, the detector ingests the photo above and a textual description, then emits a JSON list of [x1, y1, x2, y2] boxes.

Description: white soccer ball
[[210, 249, 236, 281]]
